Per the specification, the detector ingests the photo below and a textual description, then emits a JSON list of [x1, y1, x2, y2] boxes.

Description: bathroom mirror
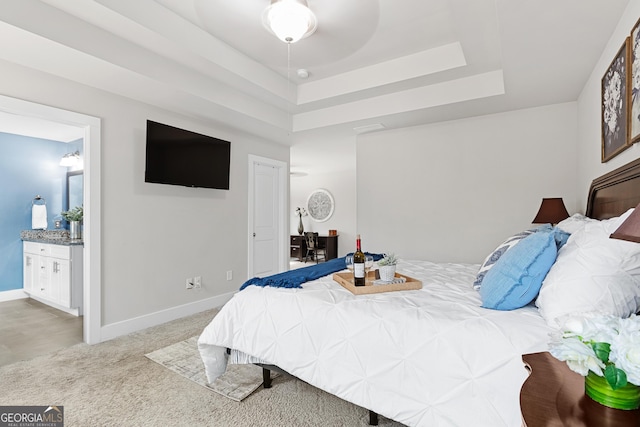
[[67, 171, 83, 211]]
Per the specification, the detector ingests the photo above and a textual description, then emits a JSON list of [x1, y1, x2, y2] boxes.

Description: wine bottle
[[353, 234, 365, 286]]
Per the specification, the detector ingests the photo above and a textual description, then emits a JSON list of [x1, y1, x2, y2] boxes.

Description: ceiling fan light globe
[[263, 0, 317, 44]]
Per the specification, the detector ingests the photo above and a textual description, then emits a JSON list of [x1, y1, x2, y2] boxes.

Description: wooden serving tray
[[332, 270, 422, 295]]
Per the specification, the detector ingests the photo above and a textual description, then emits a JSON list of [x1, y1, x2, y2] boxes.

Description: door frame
[[247, 154, 288, 278], [0, 95, 102, 344]]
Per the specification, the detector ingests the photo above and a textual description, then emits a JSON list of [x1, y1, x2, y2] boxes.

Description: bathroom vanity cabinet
[[23, 241, 83, 316]]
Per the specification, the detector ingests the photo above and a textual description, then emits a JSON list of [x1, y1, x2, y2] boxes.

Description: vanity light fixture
[[60, 151, 80, 167]]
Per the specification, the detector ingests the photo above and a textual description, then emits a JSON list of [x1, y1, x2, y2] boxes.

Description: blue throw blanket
[[239, 253, 383, 291]]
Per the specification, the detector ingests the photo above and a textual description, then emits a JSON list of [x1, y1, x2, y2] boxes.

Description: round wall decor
[[307, 189, 334, 222]]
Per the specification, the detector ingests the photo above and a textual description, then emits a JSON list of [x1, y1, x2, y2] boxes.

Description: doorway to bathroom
[[0, 95, 101, 346]]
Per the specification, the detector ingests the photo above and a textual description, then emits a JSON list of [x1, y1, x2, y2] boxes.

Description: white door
[[23, 252, 36, 294], [248, 155, 287, 278], [51, 258, 71, 308], [36, 256, 49, 299]]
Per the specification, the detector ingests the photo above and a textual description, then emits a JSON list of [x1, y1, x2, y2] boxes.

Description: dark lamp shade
[[610, 204, 640, 243], [532, 198, 570, 225]]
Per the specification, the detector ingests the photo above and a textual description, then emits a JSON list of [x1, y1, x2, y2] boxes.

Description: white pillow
[[536, 209, 640, 327], [556, 213, 597, 234]]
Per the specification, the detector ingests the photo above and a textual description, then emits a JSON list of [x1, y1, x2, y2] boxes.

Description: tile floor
[[0, 298, 83, 367]]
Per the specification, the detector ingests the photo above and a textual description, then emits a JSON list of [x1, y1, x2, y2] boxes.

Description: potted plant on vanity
[[61, 206, 83, 240], [378, 253, 398, 282]]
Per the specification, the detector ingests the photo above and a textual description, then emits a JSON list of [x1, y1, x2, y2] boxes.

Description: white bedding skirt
[[198, 260, 553, 427]]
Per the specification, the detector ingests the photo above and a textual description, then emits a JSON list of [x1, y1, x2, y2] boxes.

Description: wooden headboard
[[586, 157, 640, 220]]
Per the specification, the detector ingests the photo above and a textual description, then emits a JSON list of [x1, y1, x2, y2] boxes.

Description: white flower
[[610, 316, 640, 385], [551, 314, 640, 389], [559, 313, 619, 343], [604, 69, 623, 134], [549, 335, 605, 376]]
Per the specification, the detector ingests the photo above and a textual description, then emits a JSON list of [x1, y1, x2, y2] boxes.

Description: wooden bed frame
[[586, 157, 640, 220], [520, 157, 640, 427], [256, 157, 640, 427]]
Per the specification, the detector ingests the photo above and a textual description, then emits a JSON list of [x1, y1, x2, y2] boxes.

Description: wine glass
[[365, 255, 374, 274], [345, 255, 354, 272]]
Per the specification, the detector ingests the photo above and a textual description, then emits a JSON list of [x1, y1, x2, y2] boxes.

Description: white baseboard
[[28, 294, 81, 317], [0, 289, 28, 302], [99, 292, 235, 342]]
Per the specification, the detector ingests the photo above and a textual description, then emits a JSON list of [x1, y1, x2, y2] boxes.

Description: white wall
[[290, 132, 358, 257], [291, 3, 640, 267], [0, 59, 289, 333], [357, 103, 578, 264], [577, 0, 640, 206], [290, 168, 356, 257]]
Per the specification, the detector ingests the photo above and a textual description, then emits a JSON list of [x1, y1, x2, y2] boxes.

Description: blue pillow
[[473, 224, 554, 290], [480, 230, 559, 310]]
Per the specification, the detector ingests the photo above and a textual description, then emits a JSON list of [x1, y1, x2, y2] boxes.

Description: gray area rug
[[145, 336, 268, 401]]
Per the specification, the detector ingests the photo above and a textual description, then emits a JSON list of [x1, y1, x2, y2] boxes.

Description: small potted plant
[[378, 253, 398, 282], [61, 206, 83, 239]]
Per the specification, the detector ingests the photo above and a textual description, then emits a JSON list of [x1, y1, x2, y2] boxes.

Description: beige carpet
[[0, 308, 404, 426]]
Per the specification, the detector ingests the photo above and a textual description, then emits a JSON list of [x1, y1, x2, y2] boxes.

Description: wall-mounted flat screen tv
[[145, 120, 230, 190]]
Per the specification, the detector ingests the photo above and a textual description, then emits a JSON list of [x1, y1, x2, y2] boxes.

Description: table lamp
[[610, 203, 640, 243], [532, 198, 570, 226]]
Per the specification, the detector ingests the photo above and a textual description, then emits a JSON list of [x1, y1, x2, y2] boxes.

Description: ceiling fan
[[192, 0, 379, 74]]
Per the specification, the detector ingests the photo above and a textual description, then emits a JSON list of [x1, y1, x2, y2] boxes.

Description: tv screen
[[145, 120, 230, 190]]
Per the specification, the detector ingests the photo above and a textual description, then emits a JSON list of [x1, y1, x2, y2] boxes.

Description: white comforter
[[198, 260, 553, 427]]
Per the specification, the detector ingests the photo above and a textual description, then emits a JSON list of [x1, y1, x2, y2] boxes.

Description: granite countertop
[[20, 230, 84, 246]]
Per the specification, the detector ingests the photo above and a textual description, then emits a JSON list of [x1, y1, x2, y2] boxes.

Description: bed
[[198, 157, 640, 427]]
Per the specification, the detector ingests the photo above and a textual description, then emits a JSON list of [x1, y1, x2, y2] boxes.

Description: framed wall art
[[307, 188, 334, 222], [630, 19, 640, 145], [601, 37, 630, 163]]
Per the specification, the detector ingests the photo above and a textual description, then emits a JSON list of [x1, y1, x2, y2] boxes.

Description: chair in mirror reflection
[[304, 232, 327, 264]]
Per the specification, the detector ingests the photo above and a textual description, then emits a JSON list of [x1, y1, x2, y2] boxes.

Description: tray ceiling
[[0, 0, 631, 144]]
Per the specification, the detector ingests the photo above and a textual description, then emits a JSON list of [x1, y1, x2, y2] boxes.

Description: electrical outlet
[[194, 276, 202, 289], [185, 278, 194, 289], [226, 270, 233, 281]]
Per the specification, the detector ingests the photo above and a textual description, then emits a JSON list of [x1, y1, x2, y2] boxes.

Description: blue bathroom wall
[[0, 132, 81, 292]]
